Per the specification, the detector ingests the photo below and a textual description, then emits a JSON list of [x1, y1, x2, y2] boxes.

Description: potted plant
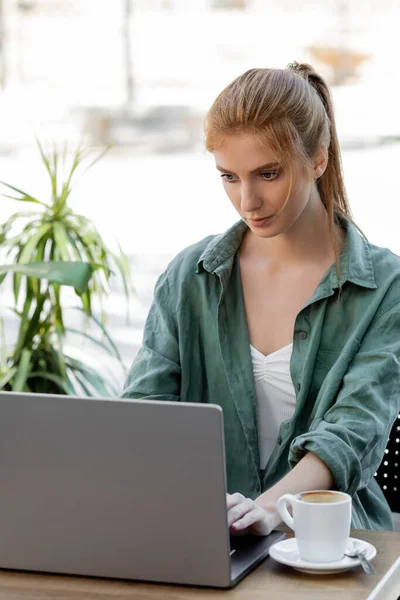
[[0, 140, 134, 396]]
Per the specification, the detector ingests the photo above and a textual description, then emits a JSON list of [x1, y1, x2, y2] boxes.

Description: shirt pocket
[[307, 337, 361, 418], [315, 337, 361, 372]]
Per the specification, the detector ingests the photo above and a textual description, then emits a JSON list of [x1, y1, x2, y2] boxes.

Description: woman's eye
[[221, 174, 237, 183], [220, 172, 279, 183], [260, 171, 279, 180]]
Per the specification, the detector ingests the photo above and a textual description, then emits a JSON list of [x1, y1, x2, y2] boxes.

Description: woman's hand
[[227, 493, 281, 537]]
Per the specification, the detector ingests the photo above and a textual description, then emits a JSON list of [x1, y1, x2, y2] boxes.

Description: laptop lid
[[0, 392, 232, 587]]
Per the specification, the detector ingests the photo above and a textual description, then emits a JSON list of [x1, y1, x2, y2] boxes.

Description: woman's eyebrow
[[215, 162, 280, 174]]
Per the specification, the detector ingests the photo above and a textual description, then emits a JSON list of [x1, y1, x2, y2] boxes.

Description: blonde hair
[[205, 61, 355, 266]]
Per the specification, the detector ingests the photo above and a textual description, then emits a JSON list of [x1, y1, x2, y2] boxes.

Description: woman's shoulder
[[368, 240, 400, 279], [366, 239, 400, 309], [163, 233, 221, 282]]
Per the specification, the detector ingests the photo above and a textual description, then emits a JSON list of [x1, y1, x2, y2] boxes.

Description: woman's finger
[[232, 504, 265, 531], [226, 492, 245, 510], [227, 498, 254, 527]]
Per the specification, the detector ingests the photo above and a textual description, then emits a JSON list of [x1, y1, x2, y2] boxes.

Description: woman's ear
[[313, 144, 328, 179]]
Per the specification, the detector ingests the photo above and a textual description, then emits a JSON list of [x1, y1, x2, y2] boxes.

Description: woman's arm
[[256, 450, 333, 510], [228, 451, 333, 534], [120, 269, 181, 401]]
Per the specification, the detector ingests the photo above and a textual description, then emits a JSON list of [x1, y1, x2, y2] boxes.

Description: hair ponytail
[[287, 62, 354, 264]]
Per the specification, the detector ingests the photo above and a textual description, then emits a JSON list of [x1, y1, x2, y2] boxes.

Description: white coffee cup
[[277, 490, 352, 563]]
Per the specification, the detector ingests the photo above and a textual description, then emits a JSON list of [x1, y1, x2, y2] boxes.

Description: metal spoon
[[345, 541, 376, 574]]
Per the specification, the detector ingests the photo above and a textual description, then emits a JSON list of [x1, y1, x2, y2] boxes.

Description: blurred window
[[212, 0, 247, 9]]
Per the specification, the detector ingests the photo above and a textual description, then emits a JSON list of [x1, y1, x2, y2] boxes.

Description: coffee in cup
[[300, 491, 346, 504], [277, 490, 351, 563]]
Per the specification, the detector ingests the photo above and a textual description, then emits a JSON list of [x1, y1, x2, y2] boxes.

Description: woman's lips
[[248, 216, 273, 228]]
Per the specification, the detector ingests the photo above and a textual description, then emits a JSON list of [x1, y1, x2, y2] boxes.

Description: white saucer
[[269, 537, 377, 574]]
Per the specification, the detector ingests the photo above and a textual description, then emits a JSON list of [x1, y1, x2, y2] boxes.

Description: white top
[[250, 343, 296, 470]]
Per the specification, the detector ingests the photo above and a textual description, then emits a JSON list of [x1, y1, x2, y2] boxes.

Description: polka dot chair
[[374, 412, 400, 531]]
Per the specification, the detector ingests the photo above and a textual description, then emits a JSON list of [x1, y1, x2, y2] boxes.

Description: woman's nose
[[240, 183, 263, 214]]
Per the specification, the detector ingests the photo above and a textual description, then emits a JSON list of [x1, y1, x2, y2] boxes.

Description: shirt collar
[[196, 220, 247, 275], [196, 218, 377, 290]]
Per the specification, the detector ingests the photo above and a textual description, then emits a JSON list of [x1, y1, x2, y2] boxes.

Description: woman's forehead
[[213, 133, 280, 172]]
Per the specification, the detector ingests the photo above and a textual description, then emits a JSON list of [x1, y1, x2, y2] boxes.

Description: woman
[[121, 62, 400, 536]]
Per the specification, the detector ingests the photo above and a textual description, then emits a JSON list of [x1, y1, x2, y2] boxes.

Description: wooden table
[[0, 530, 398, 599]]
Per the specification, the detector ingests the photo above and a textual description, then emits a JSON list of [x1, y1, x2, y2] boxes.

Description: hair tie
[[288, 61, 303, 75]]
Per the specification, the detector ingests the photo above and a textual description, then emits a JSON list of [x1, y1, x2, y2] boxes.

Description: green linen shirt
[[121, 219, 400, 530]]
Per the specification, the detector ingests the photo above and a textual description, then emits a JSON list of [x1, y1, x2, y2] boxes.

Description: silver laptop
[[0, 391, 284, 588]]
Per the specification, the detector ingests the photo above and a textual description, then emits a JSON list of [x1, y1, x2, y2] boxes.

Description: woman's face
[[213, 133, 323, 239]]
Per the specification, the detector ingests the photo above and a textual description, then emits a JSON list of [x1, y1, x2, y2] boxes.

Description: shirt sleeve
[[289, 300, 400, 497], [120, 270, 181, 401]]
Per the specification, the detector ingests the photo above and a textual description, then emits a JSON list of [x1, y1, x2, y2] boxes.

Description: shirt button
[[298, 331, 307, 340], [296, 383, 301, 393]]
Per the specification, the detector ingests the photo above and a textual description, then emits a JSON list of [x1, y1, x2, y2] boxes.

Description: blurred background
[[1, 0, 400, 389]]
